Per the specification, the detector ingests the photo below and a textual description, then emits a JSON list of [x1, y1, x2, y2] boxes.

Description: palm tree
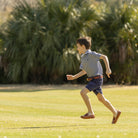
[[89, 0, 138, 84], [1, 0, 98, 83]]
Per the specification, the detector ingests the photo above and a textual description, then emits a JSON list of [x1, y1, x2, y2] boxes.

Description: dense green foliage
[[90, 1, 138, 84], [0, 0, 137, 84], [0, 0, 97, 83]]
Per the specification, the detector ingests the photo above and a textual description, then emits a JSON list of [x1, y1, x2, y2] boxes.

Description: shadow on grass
[[0, 89, 46, 93], [0, 85, 83, 93], [0, 89, 80, 93], [0, 84, 83, 93], [9, 125, 89, 129]]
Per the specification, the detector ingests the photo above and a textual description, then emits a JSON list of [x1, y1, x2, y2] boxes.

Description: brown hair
[[76, 36, 91, 49]]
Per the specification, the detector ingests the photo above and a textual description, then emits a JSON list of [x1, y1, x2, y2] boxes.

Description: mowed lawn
[[0, 85, 137, 138]]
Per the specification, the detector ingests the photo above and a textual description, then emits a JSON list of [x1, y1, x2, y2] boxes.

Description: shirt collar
[[81, 49, 91, 57]]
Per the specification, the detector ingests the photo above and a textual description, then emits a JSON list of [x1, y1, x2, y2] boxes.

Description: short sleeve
[[90, 51, 101, 59], [80, 63, 83, 70]]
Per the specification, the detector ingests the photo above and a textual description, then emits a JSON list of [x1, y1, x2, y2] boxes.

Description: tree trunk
[[119, 42, 126, 64]]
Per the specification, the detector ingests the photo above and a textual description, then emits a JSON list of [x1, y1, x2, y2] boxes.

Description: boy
[[66, 37, 121, 124]]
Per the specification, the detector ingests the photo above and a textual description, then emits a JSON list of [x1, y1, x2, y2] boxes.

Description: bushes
[[0, 0, 137, 84], [0, 0, 97, 83], [89, 0, 138, 84]]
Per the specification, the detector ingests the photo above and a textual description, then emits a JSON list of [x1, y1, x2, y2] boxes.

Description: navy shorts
[[86, 78, 103, 95]]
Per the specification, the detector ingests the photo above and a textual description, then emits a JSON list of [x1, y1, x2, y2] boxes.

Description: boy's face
[[77, 43, 87, 54]]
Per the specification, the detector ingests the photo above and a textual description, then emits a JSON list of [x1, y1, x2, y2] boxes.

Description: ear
[[82, 45, 86, 49]]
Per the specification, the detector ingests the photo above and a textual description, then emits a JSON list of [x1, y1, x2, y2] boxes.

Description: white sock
[[88, 112, 94, 115]]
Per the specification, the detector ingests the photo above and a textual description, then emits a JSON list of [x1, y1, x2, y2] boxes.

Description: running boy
[[66, 37, 121, 124]]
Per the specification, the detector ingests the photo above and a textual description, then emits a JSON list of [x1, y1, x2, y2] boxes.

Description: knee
[[80, 90, 87, 96]]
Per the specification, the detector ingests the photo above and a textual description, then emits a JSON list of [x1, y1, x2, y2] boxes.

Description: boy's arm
[[100, 55, 112, 78], [66, 70, 86, 80]]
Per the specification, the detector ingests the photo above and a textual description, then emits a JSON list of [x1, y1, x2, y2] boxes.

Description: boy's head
[[76, 36, 91, 54]]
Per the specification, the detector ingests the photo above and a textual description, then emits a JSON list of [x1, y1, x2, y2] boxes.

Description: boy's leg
[[96, 93, 117, 117], [80, 87, 95, 116], [96, 93, 121, 124]]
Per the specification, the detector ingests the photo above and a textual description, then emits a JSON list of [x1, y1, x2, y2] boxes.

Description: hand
[[66, 75, 75, 80], [106, 69, 112, 78]]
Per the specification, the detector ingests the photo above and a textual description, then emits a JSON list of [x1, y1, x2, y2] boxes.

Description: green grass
[[0, 85, 138, 138]]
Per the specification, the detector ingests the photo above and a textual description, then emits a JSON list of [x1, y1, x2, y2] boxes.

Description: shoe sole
[[81, 115, 95, 119]]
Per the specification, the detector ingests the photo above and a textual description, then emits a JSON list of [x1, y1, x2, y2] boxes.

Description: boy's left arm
[[100, 55, 112, 78]]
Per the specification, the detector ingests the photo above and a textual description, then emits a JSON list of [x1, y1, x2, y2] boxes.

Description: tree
[[89, 0, 138, 84], [0, 0, 98, 83]]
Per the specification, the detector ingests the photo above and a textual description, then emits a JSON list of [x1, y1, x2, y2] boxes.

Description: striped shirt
[[80, 49, 103, 77]]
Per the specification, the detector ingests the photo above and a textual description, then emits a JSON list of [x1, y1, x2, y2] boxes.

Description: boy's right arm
[[66, 70, 86, 80]]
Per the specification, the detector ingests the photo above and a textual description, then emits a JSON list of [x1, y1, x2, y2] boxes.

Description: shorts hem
[[85, 86, 91, 92]]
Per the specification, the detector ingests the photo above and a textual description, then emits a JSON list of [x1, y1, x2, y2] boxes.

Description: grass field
[[0, 85, 137, 138]]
